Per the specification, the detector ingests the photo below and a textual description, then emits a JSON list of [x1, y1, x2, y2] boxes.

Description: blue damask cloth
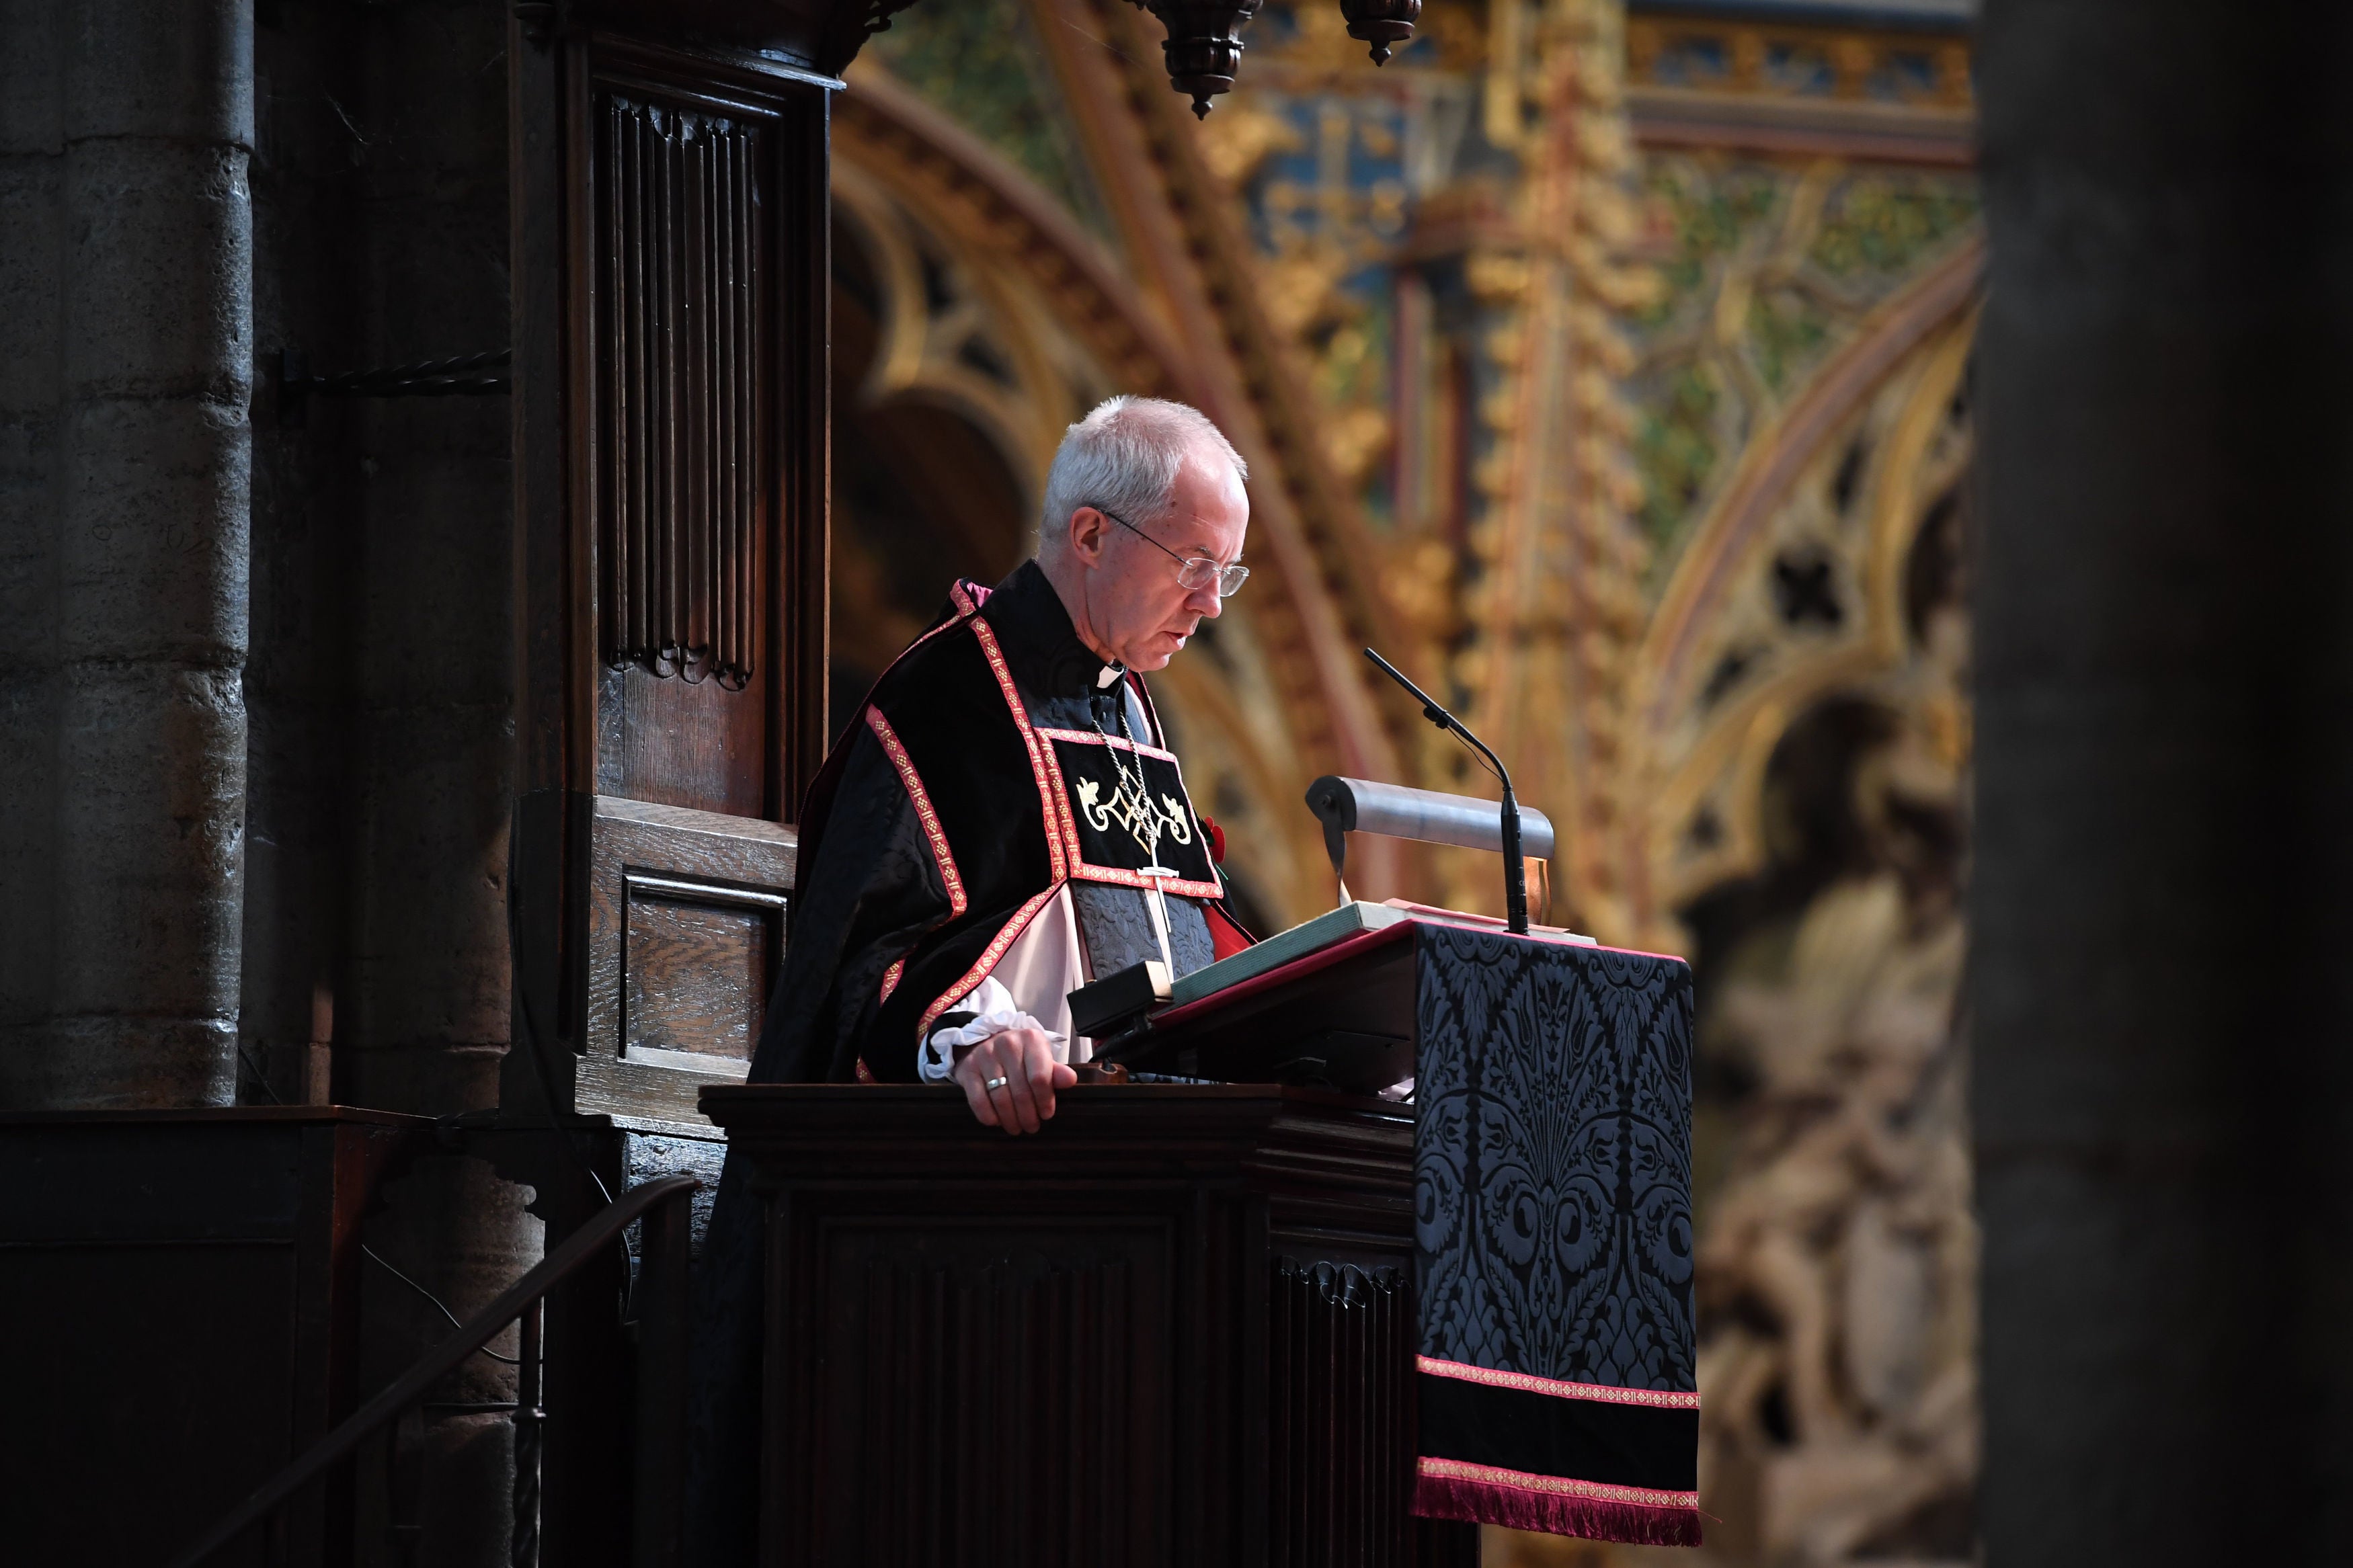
[[1412, 923, 1700, 1542]]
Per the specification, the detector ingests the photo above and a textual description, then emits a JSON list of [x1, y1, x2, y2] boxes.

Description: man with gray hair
[[750, 392, 1253, 1112], [690, 395, 1257, 1559]]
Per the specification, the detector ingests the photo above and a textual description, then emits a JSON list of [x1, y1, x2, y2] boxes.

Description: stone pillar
[[335, 7, 534, 1547], [0, 0, 67, 1096], [0, 0, 254, 1108], [1975, 1, 2353, 1561], [243, 0, 514, 1118], [333, 0, 518, 1122], [247, 5, 530, 1562]]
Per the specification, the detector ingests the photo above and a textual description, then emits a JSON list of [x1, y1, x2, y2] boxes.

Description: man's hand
[[948, 1028, 1077, 1134]]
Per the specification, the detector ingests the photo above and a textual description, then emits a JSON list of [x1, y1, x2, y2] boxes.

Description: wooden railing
[[165, 1173, 701, 1568]]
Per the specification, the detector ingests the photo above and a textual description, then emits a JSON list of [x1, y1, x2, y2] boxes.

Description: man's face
[[1064, 452, 1248, 671]]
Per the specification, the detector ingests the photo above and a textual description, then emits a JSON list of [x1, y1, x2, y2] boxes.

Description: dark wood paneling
[[579, 794, 795, 1123], [772, 71, 832, 817], [822, 1236, 1167, 1565], [0, 1122, 302, 1239], [597, 91, 765, 694], [0, 1110, 430, 1568], [7, 1244, 296, 1568], [572, 36, 831, 822], [707, 1085, 1481, 1567], [514, 0, 841, 1166], [514, 30, 829, 1132], [588, 70, 768, 818], [569, 0, 887, 74], [600, 661, 769, 817], [1268, 1260, 1418, 1568], [624, 881, 772, 1059]]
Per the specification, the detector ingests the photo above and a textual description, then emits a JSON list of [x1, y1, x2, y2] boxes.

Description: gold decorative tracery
[[1627, 245, 1981, 942]]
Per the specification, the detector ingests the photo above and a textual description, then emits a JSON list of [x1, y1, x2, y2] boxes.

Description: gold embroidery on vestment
[[1074, 776, 1193, 856]]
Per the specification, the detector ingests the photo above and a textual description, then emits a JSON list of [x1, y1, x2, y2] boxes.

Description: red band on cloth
[[1415, 1356, 1701, 1409], [1414, 1460, 1702, 1547], [867, 708, 966, 918]]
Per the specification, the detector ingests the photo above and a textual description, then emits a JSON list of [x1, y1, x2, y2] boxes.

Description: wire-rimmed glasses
[[1097, 507, 1250, 597]]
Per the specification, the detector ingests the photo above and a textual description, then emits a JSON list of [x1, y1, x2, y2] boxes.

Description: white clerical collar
[[1095, 663, 1126, 690]]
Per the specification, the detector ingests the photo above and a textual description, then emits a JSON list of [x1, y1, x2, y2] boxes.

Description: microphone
[[1361, 647, 1531, 935]]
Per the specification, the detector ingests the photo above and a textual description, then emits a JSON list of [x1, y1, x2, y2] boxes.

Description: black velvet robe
[[746, 559, 1231, 1085], [688, 561, 1246, 1563]]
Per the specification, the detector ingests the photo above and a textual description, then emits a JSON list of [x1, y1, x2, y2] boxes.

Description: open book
[[1170, 899, 1596, 1007]]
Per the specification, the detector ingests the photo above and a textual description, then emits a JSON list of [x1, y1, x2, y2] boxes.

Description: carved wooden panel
[[507, 22, 830, 1130], [820, 1241, 1168, 1565], [598, 93, 764, 691], [620, 873, 783, 1065], [556, 33, 832, 823], [1268, 1260, 1419, 1568], [717, 1086, 1483, 1567], [580, 795, 796, 1124]]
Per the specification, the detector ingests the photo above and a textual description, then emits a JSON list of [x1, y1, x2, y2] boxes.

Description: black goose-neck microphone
[[1363, 647, 1529, 934]]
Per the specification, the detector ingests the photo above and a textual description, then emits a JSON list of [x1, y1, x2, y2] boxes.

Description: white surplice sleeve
[[913, 882, 1093, 1081]]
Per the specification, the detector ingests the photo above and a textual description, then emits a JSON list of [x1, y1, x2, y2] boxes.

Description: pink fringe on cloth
[[1413, 1471, 1702, 1547]]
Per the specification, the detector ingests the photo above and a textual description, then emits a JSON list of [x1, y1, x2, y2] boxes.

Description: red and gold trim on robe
[[833, 574, 1248, 1076], [875, 604, 1224, 1042], [967, 607, 1069, 884], [1031, 727, 1222, 899], [914, 883, 1066, 1041], [867, 707, 966, 918]]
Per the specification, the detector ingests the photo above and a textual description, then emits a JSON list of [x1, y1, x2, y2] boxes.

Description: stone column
[[0, 0, 254, 1108], [0, 0, 67, 1093], [318, 7, 532, 1563], [1975, 1, 2353, 1561]]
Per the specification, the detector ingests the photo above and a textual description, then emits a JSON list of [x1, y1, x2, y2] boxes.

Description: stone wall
[[244, 0, 515, 1118], [245, 4, 532, 1562], [0, 1, 536, 1558], [0, 0, 255, 1109]]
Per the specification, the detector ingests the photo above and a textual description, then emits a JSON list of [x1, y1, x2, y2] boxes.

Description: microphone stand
[[1363, 647, 1529, 935]]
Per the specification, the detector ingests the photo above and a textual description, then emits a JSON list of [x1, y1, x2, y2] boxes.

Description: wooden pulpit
[[701, 1083, 1480, 1567]]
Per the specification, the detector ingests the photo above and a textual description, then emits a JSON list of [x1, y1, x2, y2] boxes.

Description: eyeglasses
[[1097, 507, 1250, 598]]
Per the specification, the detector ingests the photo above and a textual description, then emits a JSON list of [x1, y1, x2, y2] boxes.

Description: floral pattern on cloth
[[1414, 923, 1698, 1393]]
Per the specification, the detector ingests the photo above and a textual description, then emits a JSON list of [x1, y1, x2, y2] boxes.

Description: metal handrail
[[165, 1173, 701, 1568]]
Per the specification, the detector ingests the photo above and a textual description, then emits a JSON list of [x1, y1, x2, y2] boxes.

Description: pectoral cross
[[1136, 864, 1178, 973]]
